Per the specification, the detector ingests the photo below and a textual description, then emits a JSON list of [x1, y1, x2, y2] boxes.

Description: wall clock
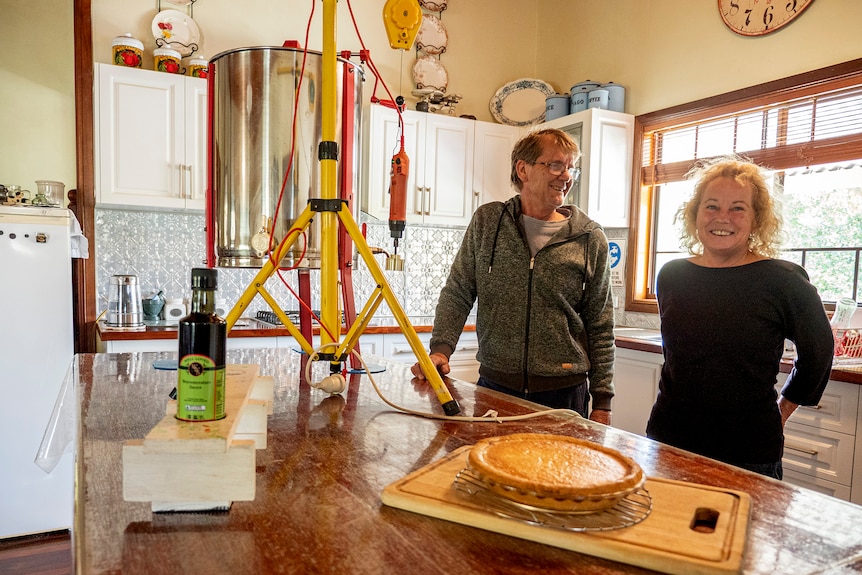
[[718, 0, 815, 36]]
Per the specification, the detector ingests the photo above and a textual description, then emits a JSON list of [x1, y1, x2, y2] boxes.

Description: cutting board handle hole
[[690, 507, 720, 533]]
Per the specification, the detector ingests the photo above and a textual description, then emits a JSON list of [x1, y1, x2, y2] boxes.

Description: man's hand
[[589, 409, 611, 425], [410, 352, 450, 380]]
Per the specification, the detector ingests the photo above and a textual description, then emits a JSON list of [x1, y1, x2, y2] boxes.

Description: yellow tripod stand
[[224, 0, 460, 416]]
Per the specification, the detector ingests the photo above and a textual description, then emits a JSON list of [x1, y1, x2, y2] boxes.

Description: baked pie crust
[[466, 433, 645, 512]]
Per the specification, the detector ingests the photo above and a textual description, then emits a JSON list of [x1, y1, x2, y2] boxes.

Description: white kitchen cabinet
[[363, 104, 475, 226], [383, 330, 433, 363], [612, 347, 662, 435], [95, 63, 207, 210], [380, 330, 480, 383], [540, 108, 635, 228], [472, 121, 520, 209], [96, 333, 280, 353], [775, 375, 859, 502]]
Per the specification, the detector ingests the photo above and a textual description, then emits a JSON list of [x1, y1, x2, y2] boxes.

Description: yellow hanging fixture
[[382, 0, 422, 50]]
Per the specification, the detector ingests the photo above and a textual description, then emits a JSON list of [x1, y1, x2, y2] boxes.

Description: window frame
[[625, 57, 862, 314]]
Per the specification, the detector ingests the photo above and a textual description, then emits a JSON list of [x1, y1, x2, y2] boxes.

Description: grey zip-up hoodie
[[430, 195, 615, 411]]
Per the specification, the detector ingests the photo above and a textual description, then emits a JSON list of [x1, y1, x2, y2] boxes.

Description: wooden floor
[[0, 531, 72, 575]]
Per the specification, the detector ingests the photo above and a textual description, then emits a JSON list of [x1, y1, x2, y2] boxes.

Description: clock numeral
[[763, 5, 774, 29], [727, 0, 740, 16]]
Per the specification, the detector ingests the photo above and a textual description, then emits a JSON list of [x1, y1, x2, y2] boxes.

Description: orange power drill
[[388, 145, 408, 254]]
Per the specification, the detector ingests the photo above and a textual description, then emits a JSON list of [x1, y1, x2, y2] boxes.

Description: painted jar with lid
[[154, 47, 182, 74], [188, 57, 208, 78], [112, 34, 143, 68]]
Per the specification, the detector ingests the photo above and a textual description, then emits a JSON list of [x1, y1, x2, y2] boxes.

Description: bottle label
[[176, 354, 226, 421]]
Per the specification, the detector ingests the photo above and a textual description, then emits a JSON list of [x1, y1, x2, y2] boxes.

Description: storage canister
[[569, 80, 600, 113], [545, 94, 570, 121], [602, 82, 626, 113], [569, 87, 590, 114], [112, 34, 143, 68], [154, 47, 182, 74], [587, 88, 609, 110], [188, 57, 208, 78]]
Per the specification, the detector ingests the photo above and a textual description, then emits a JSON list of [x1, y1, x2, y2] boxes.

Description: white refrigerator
[[0, 205, 74, 538]]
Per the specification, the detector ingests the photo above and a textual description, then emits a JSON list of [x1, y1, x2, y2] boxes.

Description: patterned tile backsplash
[[95, 208, 652, 329], [95, 208, 465, 323]]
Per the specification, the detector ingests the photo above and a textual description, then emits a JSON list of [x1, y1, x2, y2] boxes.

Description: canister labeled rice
[[545, 94, 570, 121], [154, 47, 182, 74], [112, 34, 143, 68]]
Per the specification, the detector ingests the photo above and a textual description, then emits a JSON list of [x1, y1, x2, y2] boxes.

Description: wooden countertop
[[73, 349, 862, 574]]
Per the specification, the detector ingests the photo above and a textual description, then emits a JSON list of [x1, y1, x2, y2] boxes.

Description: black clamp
[[318, 141, 339, 161], [309, 198, 348, 212]]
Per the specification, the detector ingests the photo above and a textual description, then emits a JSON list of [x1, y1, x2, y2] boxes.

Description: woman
[[646, 156, 834, 479]]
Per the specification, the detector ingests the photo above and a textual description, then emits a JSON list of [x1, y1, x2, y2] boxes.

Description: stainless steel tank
[[208, 46, 363, 268]]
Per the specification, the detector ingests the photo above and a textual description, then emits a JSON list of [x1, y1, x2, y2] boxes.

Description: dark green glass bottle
[[176, 268, 226, 421]]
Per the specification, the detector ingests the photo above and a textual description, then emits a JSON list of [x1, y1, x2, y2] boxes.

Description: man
[[411, 128, 615, 424]]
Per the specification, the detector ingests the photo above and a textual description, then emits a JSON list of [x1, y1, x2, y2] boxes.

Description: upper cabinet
[[94, 63, 207, 210], [363, 104, 475, 226], [540, 108, 635, 228], [472, 121, 520, 209]]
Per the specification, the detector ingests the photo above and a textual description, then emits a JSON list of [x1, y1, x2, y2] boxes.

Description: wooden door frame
[[71, 0, 96, 353]]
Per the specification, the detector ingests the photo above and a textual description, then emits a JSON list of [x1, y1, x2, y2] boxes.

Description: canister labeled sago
[[112, 34, 143, 68]]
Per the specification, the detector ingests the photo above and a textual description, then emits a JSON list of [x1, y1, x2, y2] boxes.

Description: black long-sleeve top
[[646, 258, 834, 464]]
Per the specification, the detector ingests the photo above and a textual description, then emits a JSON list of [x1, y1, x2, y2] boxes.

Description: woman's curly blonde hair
[[676, 155, 784, 258]]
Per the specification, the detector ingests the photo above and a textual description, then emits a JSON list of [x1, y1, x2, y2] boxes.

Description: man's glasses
[[533, 161, 579, 178]]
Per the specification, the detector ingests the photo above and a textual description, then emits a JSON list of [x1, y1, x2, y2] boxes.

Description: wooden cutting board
[[381, 446, 750, 575]]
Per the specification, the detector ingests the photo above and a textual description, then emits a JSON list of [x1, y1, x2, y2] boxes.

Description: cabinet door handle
[[785, 443, 819, 457], [424, 186, 431, 215], [186, 164, 193, 200], [178, 164, 185, 199], [413, 185, 423, 215]]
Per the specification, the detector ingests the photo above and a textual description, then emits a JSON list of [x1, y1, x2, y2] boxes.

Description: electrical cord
[[305, 344, 584, 424]]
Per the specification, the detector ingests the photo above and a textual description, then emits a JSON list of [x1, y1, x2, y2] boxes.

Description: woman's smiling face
[[696, 176, 755, 261]]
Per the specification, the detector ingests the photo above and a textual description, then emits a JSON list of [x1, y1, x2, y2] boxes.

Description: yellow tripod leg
[[338, 207, 460, 415], [224, 206, 318, 357]]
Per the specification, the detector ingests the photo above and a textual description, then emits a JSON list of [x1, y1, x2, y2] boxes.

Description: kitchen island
[[73, 349, 862, 574]]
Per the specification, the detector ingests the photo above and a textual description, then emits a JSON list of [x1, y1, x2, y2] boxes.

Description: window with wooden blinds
[[627, 59, 862, 313]]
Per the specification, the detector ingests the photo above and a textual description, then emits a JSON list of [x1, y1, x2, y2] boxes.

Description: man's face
[[519, 142, 576, 212]]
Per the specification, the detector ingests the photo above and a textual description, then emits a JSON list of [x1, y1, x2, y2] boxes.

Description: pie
[[466, 433, 645, 512]]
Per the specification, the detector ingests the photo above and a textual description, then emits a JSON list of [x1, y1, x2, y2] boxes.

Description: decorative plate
[[416, 14, 448, 55], [419, 0, 448, 11], [490, 78, 555, 127], [152, 9, 200, 57], [412, 55, 448, 92]]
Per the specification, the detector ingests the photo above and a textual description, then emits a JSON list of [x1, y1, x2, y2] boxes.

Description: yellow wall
[[538, 0, 862, 115], [3, 0, 862, 195], [0, 0, 76, 200], [89, 0, 537, 126]]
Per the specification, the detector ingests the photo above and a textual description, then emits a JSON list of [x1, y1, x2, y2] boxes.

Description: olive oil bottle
[[176, 268, 226, 421]]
